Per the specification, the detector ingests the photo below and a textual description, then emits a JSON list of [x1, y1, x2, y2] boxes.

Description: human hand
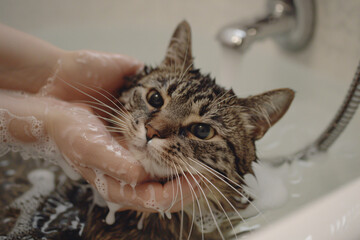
[[38, 50, 141, 101], [0, 23, 200, 213], [45, 99, 200, 213], [0, 49, 199, 213]]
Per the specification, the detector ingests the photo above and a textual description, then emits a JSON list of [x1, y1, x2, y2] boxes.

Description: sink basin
[[0, 1, 359, 239]]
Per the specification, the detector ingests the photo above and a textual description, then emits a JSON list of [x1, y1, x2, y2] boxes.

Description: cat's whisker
[[167, 167, 180, 213], [106, 130, 126, 134], [181, 165, 226, 240], [179, 62, 193, 84], [55, 76, 135, 128], [106, 129, 123, 134], [196, 180, 239, 240], [54, 75, 132, 121], [183, 161, 246, 239], [190, 165, 261, 210], [95, 115, 128, 130], [87, 85, 132, 115], [112, 135, 127, 143], [175, 165, 196, 240], [104, 128, 127, 135], [177, 168, 197, 240], [210, 89, 233, 108], [65, 78, 133, 120], [76, 99, 129, 124], [210, 89, 230, 106], [186, 158, 266, 223], [103, 119, 128, 128], [177, 164, 205, 240], [173, 165, 185, 240], [186, 157, 255, 197], [186, 159, 257, 210], [105, 125, 127, 130], [84, 104, 129, 127], [104, 123, 128, 131], [214, 94, 238, 108], [78, 99, 132, 122], [195, 194, 205, 240]]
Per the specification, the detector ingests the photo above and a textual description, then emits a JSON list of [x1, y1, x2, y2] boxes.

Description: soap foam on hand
[[0, 91, 135, 205], [0, 108, 62, 164], [0, 90, 170, 227], [0, 98, 84, 182]]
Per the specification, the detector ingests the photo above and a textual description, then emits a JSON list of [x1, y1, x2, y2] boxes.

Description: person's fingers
[[46, 104, 149, 184], [41, 50, 143, 101], [0, 93, 55, 142], [69, 50, 144, 91], [78, 165, 201, 213], [67, 126, 149, 184], [3, 95, 201, 214], [7, 118, 38, 142]]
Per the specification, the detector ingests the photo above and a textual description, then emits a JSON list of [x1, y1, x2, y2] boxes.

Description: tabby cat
[[0, 21, 294, 240]]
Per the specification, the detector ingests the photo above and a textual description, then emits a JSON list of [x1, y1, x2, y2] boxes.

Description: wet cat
[[88, 20, 294, 239], [0, 21, 294, 240]]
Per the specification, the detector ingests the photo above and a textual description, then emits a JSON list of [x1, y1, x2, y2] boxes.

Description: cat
[[83, 20, 294, 239], [0, 20, 294, 240]]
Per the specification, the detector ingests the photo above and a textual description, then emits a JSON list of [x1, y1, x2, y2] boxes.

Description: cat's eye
[[146, 89, 164, 108], [189, 123, 215, 140]]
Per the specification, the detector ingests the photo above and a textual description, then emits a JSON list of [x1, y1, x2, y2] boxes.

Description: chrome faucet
[[217, 0, 315, 52]]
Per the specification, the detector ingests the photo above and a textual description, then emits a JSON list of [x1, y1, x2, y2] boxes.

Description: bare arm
[[0, 23, 62, 92]]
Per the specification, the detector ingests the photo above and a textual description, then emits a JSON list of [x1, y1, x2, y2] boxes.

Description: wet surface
[[0, 152, 91, 239]]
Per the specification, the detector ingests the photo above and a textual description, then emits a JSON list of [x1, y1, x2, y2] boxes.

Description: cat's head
[[117, 21, 294, 211]]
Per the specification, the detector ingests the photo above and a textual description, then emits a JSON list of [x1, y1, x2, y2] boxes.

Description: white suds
[[165, 211, 172, 220], [137, 213, 146, 230], [93, 168, 108, 199], [241, 161, 290, 218], [8, 169, 55, 237], [143, 184, 163, 212], [1, 109, 59, 161], [0, 109, 81, 182], [105, 201, 123, 225]]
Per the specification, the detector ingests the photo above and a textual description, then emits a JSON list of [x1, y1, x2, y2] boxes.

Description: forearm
[[0, 24, 63, 93]]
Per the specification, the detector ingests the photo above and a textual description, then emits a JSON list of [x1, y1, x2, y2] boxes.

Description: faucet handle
[[217, 0, 315, 52]]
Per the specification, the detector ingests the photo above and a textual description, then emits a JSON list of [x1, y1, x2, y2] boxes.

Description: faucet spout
[[217, 0, 315, 52]]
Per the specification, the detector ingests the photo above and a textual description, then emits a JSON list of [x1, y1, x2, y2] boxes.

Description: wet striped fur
[[99, 21, 295, 239]]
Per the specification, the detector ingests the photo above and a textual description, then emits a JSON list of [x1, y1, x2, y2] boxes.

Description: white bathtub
[[1, 0, 359, 239]]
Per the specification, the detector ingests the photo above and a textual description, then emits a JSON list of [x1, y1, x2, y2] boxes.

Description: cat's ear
[[243, 88, 295, 140], [161, 20, 193, 70]]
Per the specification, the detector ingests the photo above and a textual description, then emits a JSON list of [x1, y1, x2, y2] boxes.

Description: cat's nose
[[145, 123, 160, 142]]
